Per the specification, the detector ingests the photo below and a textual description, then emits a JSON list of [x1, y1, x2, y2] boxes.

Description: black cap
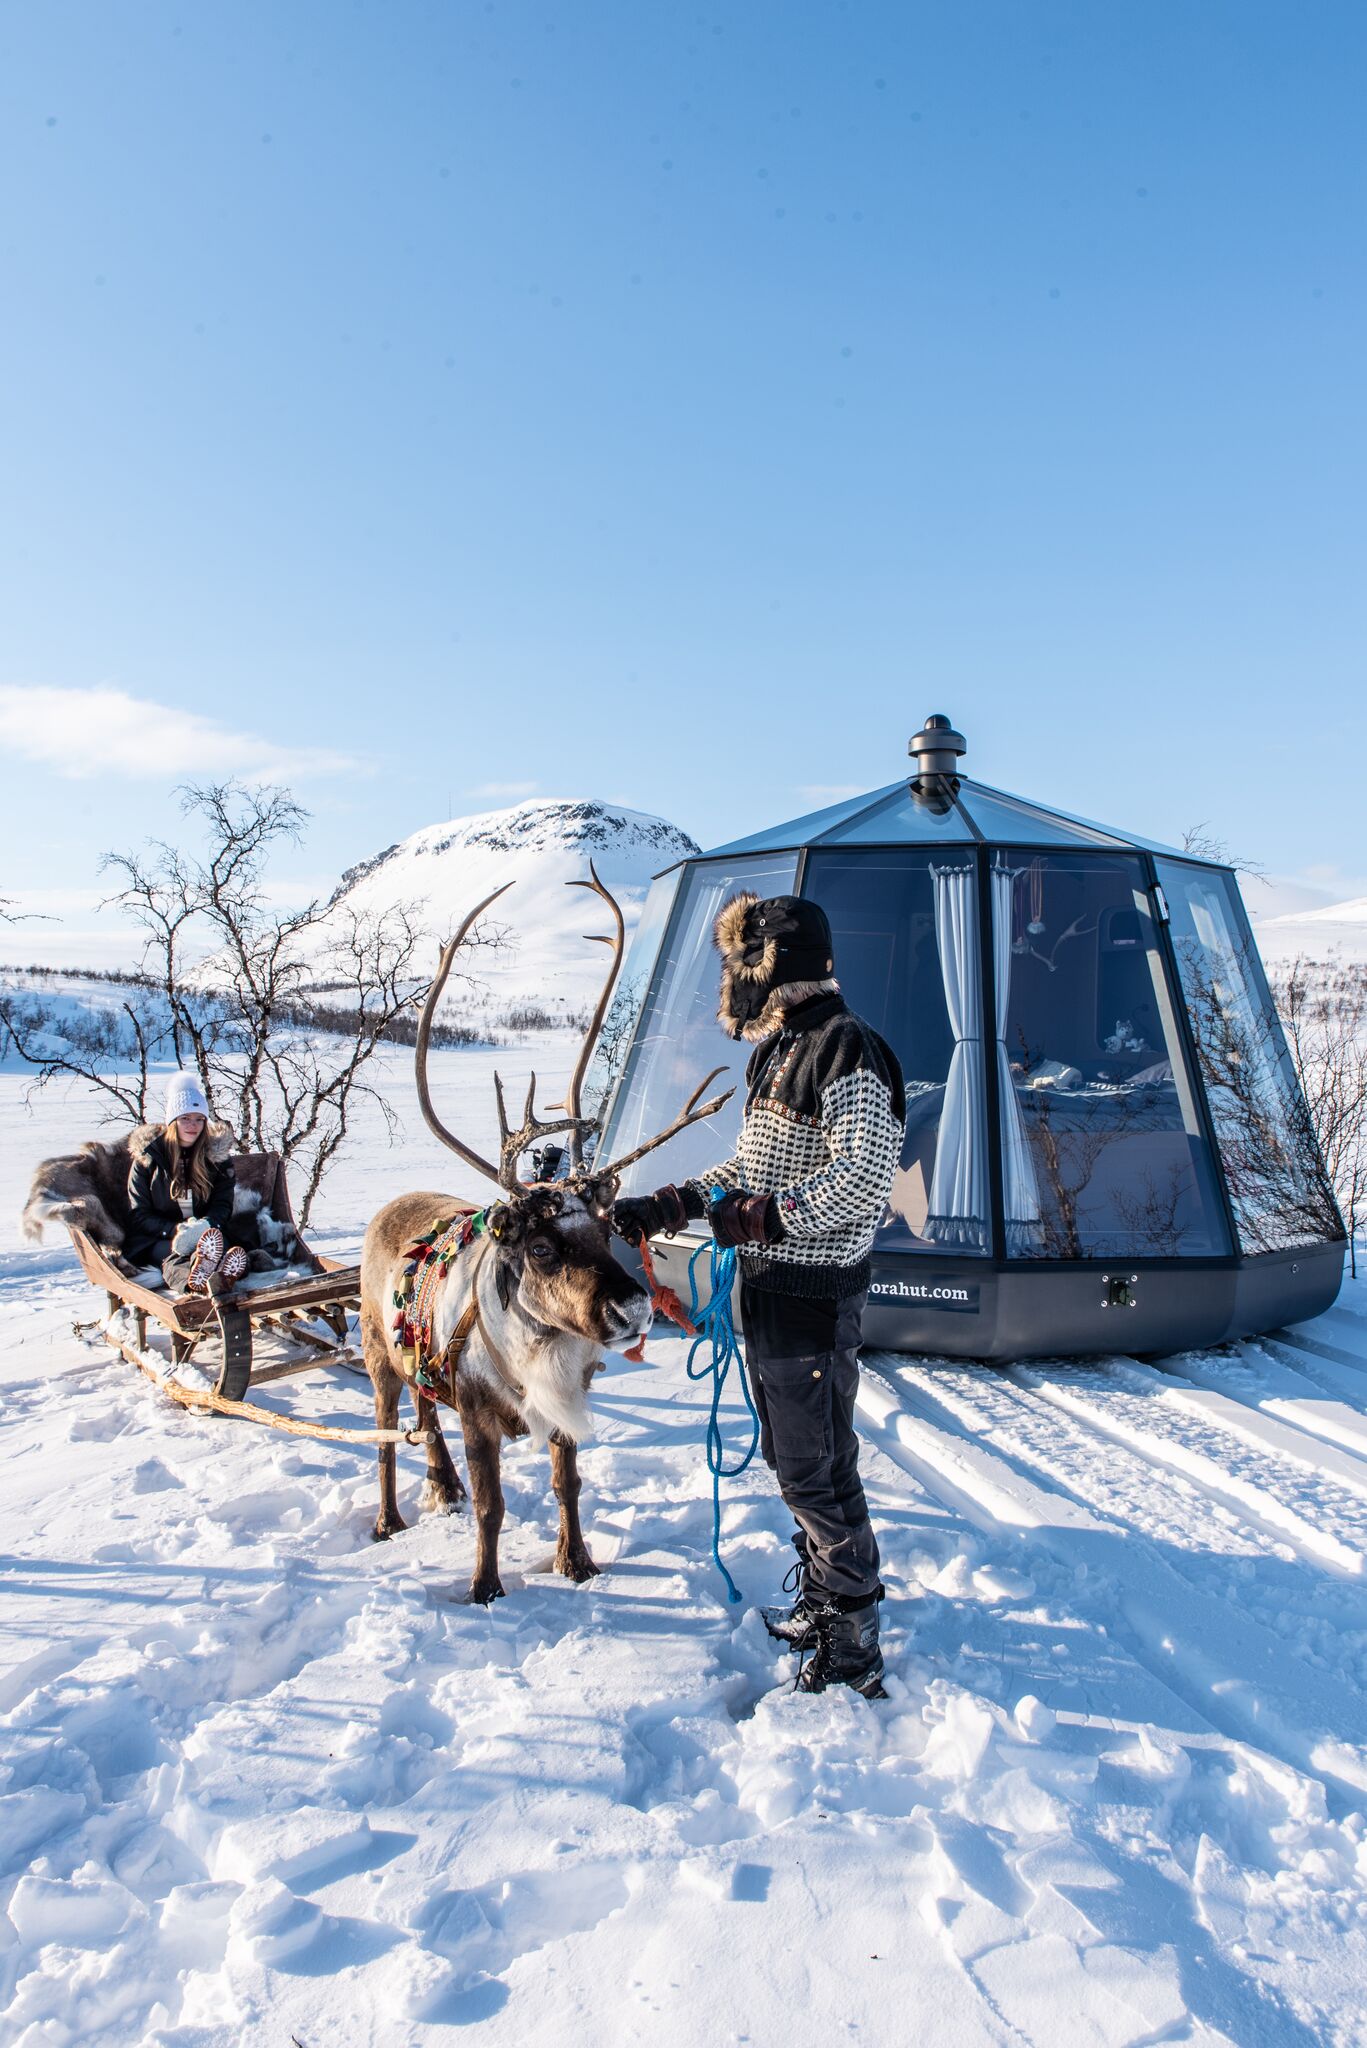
[[749, 895, 834, 981]]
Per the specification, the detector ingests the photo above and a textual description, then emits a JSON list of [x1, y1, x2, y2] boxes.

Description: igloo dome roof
[[701, 711, 1190, 862], [704, 779, 1188, 862]]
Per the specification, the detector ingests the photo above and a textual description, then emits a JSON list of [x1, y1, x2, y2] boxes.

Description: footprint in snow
[[130, 1458, 183, 1494], [65, 1404, 133, 1442]]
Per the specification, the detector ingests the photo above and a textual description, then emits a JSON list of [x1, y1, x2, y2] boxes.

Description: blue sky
[[2, 1, 1364, 956]]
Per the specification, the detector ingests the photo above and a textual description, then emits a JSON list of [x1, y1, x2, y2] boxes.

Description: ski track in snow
[[3, 1075, 1367, 2044]]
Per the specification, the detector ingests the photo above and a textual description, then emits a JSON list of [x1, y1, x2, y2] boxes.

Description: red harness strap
[[623, 1234, 698, 1363]]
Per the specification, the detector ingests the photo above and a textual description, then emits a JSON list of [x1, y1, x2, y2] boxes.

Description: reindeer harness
[[392, 1208, 523, 1407]]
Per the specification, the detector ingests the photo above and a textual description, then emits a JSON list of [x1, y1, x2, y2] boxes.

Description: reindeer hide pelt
[[23, 1120, 237, 1250]]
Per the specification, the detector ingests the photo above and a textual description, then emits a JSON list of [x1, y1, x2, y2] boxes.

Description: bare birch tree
[[2, 782, 506, 1224], [1180, 823, 1269, 883], [1274, 957, 1367, 1277]]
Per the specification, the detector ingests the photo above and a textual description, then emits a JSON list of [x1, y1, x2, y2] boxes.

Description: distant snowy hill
[[1250, 895, 1367, 964], [308, 798, 698, 1017]]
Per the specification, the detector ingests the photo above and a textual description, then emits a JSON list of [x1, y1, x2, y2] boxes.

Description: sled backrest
[[233, 1151, 324, 1272]]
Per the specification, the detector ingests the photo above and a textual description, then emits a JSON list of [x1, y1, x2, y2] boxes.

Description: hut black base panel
[[862, 1242, 1345, 1360], [640, 1240, 1344, 1363]]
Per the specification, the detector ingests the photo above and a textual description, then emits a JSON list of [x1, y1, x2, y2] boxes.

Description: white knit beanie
[[164, 1070, 210, 1124]]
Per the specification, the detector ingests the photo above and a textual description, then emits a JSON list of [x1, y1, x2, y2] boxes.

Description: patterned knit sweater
[[685, 994, 907, 1300]]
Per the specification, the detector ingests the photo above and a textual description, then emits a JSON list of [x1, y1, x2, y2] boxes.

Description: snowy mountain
[[307, 798, 698, 1017], [1250, 894, 1367, 964]]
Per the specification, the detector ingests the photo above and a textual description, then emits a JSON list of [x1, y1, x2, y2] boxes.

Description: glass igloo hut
[[598, 715, 1345, 1359]]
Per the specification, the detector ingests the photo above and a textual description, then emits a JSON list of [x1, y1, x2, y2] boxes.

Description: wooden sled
[[69, 1150, 430, 1448]]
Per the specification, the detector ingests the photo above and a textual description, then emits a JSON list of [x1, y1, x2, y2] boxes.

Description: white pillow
[[1024, 1060, 1083, 1091]]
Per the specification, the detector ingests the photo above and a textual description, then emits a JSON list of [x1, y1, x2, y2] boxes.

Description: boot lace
[[781, 1556, 804, 1597], [794, 1610, 835, 1693]]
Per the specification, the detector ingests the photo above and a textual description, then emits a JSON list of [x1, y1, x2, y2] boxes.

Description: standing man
[[614, 893, 906, 1699]]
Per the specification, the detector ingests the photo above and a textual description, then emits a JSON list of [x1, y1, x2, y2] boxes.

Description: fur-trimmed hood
[[714, 891, 836, 1042], [125, 1120, 237, 1170]]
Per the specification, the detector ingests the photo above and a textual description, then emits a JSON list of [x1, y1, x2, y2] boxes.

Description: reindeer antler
[[558, 860, 736, 1182], [492, 1067, 596, 1191], [598, 1066, 736, 1180], [495, 860, 626, 1184], [414, 883, 516, 1188], [556, 861, 626, 1172], [415, 869, 736, 1195]]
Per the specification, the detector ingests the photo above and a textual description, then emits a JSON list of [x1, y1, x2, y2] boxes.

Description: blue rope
[[684, 1201, 760, 1603]]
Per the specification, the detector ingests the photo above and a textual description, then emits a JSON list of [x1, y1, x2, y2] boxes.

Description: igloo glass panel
[[703, 786, 899, 859], [996, 852, 1229, 1258], [582, 867, 683, 1125], [602, 853, 798, 1194], [817, 786, 978, 845], [802, 850, 991, 1254], [1157, 862, 1343, 1253], [957, 784, 1124, 849]]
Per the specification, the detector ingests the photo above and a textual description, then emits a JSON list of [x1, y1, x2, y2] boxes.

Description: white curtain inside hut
[[991, 859, 1044, 1252], [925, 862, 989, 1249]]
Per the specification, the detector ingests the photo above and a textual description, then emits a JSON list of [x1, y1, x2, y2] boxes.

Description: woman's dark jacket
[[124, 1127, 236, 1263]]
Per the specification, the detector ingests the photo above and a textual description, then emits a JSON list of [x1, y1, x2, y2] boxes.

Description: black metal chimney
[[908, 712, 966, 804]]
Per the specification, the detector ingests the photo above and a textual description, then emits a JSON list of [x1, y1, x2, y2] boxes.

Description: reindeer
[[359, 868, 732, 1604]]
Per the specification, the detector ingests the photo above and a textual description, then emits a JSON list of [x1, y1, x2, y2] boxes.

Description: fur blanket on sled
[[22, 1124, 298, 1274]]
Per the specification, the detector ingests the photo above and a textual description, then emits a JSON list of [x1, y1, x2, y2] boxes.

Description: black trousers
[[740, 1282, 880, 1603]]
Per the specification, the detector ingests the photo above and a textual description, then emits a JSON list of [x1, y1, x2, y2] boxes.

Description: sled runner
[[67, 1150, 430, 1448]]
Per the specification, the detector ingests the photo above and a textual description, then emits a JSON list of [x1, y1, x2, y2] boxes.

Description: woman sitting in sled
[[124, 1071, 251, 1296]]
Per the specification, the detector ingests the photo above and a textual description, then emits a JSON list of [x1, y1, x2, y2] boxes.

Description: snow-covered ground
[[3, 1057, 1367, 2046]]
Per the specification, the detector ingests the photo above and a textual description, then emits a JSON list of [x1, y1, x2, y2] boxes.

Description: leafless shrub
[[1180, 823, 1269, 884], [1112, 1164, 1194, 1257], [0, 963, 159, 985], [292, 999, 494, 1050], [2, 781, 507, 1225], [500, 1002, 560, 1033], [1272, 956, 1367, 1277]]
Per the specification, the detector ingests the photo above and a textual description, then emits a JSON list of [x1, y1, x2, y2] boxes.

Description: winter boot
[[794, 1595, 887, 1701], [762, 1532, 819, 1649], [762, 1554, 820, 1651], [218, 1244, 250, 1287], [187, 1225, 226, 1294]]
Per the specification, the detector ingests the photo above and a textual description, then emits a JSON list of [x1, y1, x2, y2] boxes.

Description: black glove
[[612, 1184, 691, 1244], [708, 1190, 785, 1248]]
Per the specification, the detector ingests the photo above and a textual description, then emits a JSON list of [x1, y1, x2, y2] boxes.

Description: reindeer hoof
[[467, 1577, 505, 1605], [372, 1513, 408, 1542], [420, 1480, 464, 1516], [557, 1549, 600, 1583]]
